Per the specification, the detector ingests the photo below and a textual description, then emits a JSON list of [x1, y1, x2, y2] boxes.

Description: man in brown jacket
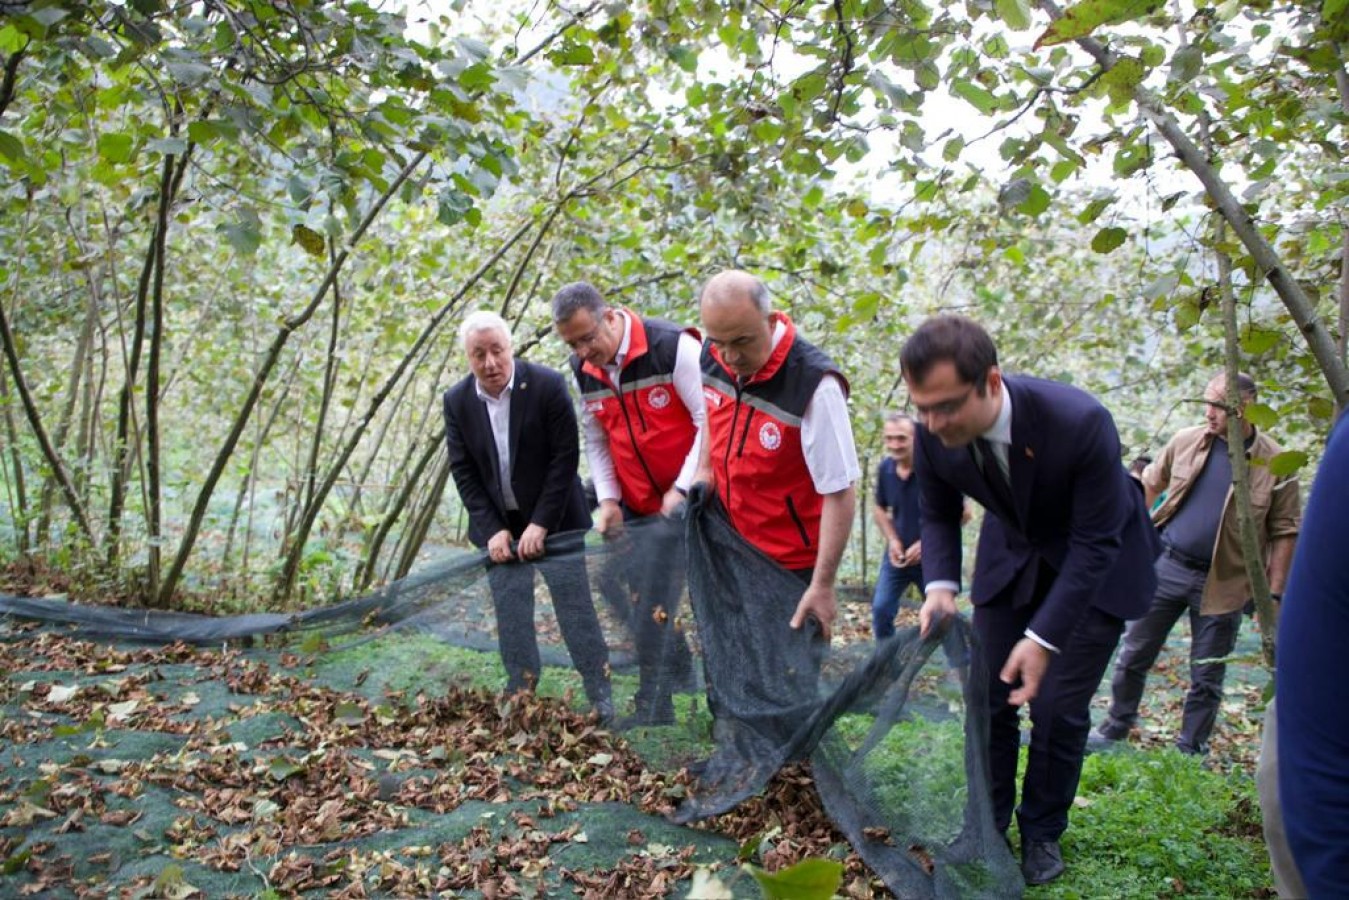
[[1094, 372, 1300, 755]]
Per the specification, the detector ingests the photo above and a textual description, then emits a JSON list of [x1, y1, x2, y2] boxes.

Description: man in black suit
[[443, 310, 612, 720], [902, 315, 1159, 885]]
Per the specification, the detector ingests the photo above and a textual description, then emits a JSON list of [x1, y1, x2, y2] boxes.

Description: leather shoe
[[1021, 839, 1065, 885]]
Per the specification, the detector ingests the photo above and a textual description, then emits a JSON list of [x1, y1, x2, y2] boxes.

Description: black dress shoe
[[1021, 839, 1065, 885]]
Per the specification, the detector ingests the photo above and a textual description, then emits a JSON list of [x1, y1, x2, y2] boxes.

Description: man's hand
[[487, 529, 513, 564], [1002, 638, 1053, 706], [790, 583, 837, 642], [595, 499, 624, 538], [660, 486, 686, 518], [887, 537, 905, 567], [902, 540, 923, 567], [919, 589, 957, 638], [517, 523, 549, 560]]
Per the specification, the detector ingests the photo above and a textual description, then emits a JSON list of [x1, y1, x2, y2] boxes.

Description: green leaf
[[96, 132, 134, 164], [1101, 57, 1145, 105], [1035, 0, 1166, 47], [1308, 397, 1336, 420], [0, 24, 26, 53], [187, 120, 220, 144], [1268, 450, 1308, 478], [1240, 326, 1282, 355], [951, 80, 997, 114], [267, 757, 306, 782], [333, 701, 366, 725], [1243, 402, 1278, 430], [1324, 0, 1348, 22], [1168, 45, 1203, 83], [0, 130, 25, 163], [146, 137, 188, 156], [548, 42, 594, 66], [748, 858, 844, 899], [291, 224, 325, 258], [1018, 183, 1052, 216], [995, 0, 1033, 29], [1091, 226, 1128, 253]]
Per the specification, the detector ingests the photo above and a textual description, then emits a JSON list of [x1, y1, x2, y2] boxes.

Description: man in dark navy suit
[[443, 310, 612, 721], [902, 315, 1159, 885]]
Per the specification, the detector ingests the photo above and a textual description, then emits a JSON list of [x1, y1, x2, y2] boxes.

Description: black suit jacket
[[443, 359, 591, 549], [916, 375, 1160, 649]]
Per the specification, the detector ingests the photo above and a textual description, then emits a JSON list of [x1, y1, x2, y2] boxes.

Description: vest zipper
[[786, 495, 811, 548], [614, 377, 663, 500]]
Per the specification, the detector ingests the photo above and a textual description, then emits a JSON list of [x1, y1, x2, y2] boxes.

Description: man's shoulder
[[516, 359, 565, 389], [1251, 429, 1285, 458], [1164, 424, 1209, 451], [1005, 374, 1110, 427], [444, 374, 475, 404]]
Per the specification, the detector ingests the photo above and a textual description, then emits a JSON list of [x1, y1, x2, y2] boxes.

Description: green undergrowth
[[1028, 747, 1269, 898]]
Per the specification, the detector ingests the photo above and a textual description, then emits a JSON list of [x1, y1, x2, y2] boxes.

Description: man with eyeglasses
[[902, 314, 1160, 886], [1095, 372, 1299, 756], [551, 282, 704, 726], [695, 270, 859, 642]]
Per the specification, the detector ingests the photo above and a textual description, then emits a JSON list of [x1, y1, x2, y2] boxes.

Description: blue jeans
[[871, 556, 924, 639]]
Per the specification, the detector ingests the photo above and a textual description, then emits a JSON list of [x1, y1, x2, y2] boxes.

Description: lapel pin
[[1025, 447, 1034, 459]]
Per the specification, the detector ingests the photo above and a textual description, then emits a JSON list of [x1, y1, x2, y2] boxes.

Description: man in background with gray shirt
[[1095, 372, 1300, 755]]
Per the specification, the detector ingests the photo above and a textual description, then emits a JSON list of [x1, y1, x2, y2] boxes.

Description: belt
[[1162, 543, 1211, 573]]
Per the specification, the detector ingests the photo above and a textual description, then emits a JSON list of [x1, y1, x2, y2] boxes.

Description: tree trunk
[[0, 301, 94, 542], [1215, 218, 1277, 669], [1039, 0, 1349, 408], [392, 458, 451, 583], [270, 214, 537, 603], [155, 150, 431, 608], [0, 364, 29, 554], [356, 426, 446, 591], [144, 151, 176, 603]]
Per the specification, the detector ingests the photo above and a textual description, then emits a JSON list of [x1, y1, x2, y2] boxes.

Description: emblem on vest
[[758, 421, 782, 451], [648, 386, 671, 410], [703, 387, 722, 407], [584, 399, 605, 413]]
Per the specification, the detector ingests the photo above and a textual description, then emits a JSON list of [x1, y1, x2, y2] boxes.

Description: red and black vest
[[700, 312, 847, 570], [571, 312, 699, 517]]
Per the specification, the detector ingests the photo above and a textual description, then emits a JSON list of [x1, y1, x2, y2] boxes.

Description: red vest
[[571, 312, 699, 517], [700, 313, 846, 570]]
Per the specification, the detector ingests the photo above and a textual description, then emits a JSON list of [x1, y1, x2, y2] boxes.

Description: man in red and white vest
[[552, 282, 705, 725], [695, 270, 859, 640]]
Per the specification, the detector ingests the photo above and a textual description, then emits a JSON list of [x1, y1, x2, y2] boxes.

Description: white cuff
[[1024, 628, 1060, 654]]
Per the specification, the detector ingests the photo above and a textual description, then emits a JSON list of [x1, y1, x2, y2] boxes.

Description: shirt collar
[[610, 310, 633, 370], [473, 360, 516, 402], [982, 383, 1013, 445]]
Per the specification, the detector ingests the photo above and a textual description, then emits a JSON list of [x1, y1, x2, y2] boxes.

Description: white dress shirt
[[475, 362, 519, 511], [766, 319, 861, 494]]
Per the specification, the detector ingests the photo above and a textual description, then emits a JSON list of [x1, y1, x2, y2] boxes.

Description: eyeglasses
[[913, 384, 976, 418], [563, 315, 613, 352]]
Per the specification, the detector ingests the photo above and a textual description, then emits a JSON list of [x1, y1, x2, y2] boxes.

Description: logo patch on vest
[[758, 421, 782, 451], [703, 387, 722, 408], [648, 386, 671, 410], [584, 399, 605, 413]]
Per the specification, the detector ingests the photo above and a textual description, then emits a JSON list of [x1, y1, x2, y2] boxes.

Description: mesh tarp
[[0, 490, 1021, 898]]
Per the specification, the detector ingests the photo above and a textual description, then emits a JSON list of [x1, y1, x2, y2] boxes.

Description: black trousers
[[974, 599, 1124, 842], [486, 517, 609, 699]]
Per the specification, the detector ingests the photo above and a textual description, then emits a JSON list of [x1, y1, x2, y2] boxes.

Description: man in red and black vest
[[552, 282, 705, 726], [695, 270, 859, 640]]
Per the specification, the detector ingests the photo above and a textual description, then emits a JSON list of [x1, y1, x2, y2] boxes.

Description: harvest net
[[0, 488, 1021, 898]]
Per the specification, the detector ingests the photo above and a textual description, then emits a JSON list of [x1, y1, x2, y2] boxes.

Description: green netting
[[0, 493, 1021, 898]]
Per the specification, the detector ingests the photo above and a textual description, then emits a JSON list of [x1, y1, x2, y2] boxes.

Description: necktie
[[974, 437, 1015, 515]]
